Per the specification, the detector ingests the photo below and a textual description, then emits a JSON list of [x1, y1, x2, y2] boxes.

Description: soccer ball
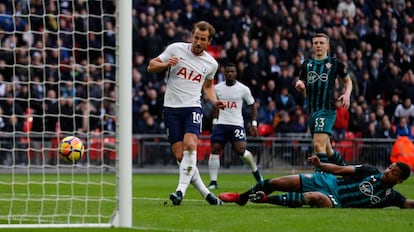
[[58, 136, 85, 163]]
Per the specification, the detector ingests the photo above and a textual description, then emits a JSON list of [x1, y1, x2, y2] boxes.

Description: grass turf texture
[[0, 172, 413, 232]]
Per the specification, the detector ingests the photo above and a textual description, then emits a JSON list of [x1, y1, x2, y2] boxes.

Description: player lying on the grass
[[219, 156, 414, 208]]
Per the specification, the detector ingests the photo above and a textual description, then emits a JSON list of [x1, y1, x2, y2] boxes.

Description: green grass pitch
[[1, 172, 414, 232]]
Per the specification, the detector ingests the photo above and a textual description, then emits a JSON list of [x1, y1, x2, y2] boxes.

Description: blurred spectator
[[29, 76, 49, 165], [401, 70, 414, 102], [104, 20, 116, 64], [2, 113, 25, 165], [143, 24, 164, 60], [259, 79, 278, 106], [0, 105, 10, 165], [0, 0, 413, 151], [364, 112, 379, 132], [225, 34, 245, 64], [400, 33, 414, 57], [333, 99, 350, 141], [275, 110, 294, 134], [348, 104, 366, 136], [378, 61, 403, 101], [136, 110, 162, 134], [395, 117, 413, 139], [0, 94, 25, 165], [76, 76, 102, 132], [337, 0, 356, 18], [242, 53, 265, 97], [144, 87, 163, 121], [0, 3, 14, 32], [276, 65, 295, 93], [377, 116, 396, 139], [275, 87, 296, 115], [394, 97, 414, 125], [357, 70, 376, 104], [373, 101, 386, 125], [257, 100, 278, 126], [57, 96, 82, 135], [0, 74, 10, 97], [61, 81, 76, 98], [277, 39, 294, 66], [247, 38, 266, 66], [101, 90, 116, 134], [292, 113, 308, 133], [384, 93, 401, 124], [264, 54, 281, 81], [0, 93, 25, 125], [362, 121, 379, 139]]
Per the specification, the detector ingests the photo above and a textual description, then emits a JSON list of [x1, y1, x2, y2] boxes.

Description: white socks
[[191, 166, 209, 198], [208, 154, 220, 182], [208, 150, 258, 183], [240, 150, 258, 172], [176, 150, 196, 196]]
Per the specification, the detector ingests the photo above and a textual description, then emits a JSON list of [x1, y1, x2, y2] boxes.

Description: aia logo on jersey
[[176, 67, 202, 83], [225, 101, 237, 109]]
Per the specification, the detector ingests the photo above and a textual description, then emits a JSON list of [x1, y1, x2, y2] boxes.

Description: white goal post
[[0, 0, 132, 228]]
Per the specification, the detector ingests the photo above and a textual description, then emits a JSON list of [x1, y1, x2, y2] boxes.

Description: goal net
[[0, 0, 131, 228]]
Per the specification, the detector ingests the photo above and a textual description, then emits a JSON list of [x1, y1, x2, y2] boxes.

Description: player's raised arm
[[147, 56, 179, 73], [307, 156, 355, 175]]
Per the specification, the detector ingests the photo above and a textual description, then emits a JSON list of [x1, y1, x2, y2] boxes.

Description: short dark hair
[[225, 63, 236, 69], [312, 33, 330, 43], [396, 162, 411, 180], [192, 21, 216, 40]]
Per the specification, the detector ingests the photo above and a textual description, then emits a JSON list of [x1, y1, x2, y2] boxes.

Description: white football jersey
[[158, 42, 218, 108], [215, 81, 255, 127]]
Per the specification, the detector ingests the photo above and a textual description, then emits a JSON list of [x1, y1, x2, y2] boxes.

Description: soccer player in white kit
[[147, 21, 226, 205], [207, 63, 263, 189]]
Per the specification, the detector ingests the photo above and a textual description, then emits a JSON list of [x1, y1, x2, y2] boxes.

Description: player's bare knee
[[212, 143, 224, 155], [304, 192, 333, 208], [313, 142, 324, 153], [183, 141, 197, 151], [233, 143, 246, 156]]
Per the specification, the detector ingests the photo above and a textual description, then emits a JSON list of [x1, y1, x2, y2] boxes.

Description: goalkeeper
[[219, 156, 414, 208]]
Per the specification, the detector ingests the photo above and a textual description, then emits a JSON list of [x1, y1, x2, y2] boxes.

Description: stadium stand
[[1, 0, 414, 167]]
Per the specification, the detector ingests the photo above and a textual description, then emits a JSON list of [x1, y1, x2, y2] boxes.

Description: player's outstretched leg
[[240, 150, 263, 182], [170, 151, 196, 206], [249, 191, 306, 207], [219, 179, 273, 205], [328, 149, 346, 166], [253, 170, 263, 182], [191, 165, 222, 205]]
